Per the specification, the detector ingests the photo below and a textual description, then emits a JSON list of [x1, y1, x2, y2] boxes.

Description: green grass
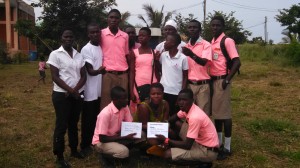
[[1, 44, 300, 167]]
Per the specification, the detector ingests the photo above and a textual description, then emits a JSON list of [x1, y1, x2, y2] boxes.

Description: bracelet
[[164, 138, 169, 145]]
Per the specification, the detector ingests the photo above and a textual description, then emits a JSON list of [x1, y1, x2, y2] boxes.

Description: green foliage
[[174, 13, 197, 38], [14, 20, 36, 42], [0, 41, 9, 64], [275, 3, 300, 40], [31, 0, 116, 53], [11, 52, 29, 64], [202, 11, 251, 44], [239, 44, 289, 64], [138, 4, 172, 28], [286, 38, 300, 65]]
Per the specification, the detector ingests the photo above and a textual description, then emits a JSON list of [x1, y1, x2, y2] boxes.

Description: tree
[[202, 11, 251, 44], [174, 13, 197, 38], [138, 4, 173, 28], [30, 0, 116, 54], [119, 11, 132, 30], [275, 3, 300, 41]]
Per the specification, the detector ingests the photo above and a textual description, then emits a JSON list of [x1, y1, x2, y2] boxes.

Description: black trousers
[[80, 98, 101, 149], [164, 93, 179, 117], [52, 91, 83, 155]]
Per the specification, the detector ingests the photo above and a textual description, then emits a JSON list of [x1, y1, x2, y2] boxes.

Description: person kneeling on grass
[[92, 86, 137, 167], [155, 89, 219, 167]]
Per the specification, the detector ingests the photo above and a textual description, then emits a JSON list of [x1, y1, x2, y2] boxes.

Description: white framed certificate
[[121, 122, 142, 138], [147, 122, 169, 138]]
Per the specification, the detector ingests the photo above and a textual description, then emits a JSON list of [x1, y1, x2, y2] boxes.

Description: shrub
[[11, 52, 29, 64], [286, 40, 300, 66], [0, 41, 9, 64]]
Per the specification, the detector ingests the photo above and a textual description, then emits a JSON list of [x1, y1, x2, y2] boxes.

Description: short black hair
[[108, 9, 121, 18], [111, 86, 126, 100], [211, 15, 225, 26], [168, 33, 182, 46], [60, 27, 73, 36], [87, 22, 99, 29], [189, 19, 202, 31], [179, 88, 194, 100], [150, 82, 164, 92], [140, 27, 151, 36]]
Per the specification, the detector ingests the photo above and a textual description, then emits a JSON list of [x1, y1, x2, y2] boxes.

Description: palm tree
[[138, 4, 173, 28], [119, 11, 132, 29]]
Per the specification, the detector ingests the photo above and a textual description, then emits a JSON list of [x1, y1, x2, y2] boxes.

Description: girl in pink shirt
[[129, 27, 159, 113], [38, 56, 46, 84]]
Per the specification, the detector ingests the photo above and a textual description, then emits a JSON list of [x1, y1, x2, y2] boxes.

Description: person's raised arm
[[182, 47, 208, 66]]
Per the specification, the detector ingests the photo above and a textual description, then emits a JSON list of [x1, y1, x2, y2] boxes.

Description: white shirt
[[81, 42, 103, 101], [47, 46, 85, 93], [155, 41, 186, 53], [159, 50, 189, 95]]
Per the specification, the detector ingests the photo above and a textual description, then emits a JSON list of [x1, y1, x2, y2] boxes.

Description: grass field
[[0, 48, 300, 167]]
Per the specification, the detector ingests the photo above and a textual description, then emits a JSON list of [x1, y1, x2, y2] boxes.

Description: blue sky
[[25, 0, 298, 43]]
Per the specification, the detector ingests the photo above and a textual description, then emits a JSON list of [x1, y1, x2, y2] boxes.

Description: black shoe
[[198, 162, 212, 168], [71, 151, 85, 159], [217, 147, 232, 160], [80, 147, 93, 157], [99, 154, 115, 168], [56, 159, 71, 168]]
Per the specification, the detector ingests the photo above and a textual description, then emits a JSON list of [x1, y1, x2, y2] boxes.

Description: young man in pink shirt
[[210, 15, 241, 160], [100, 9, 130, 110], [92, 86, 136, 167], [182, 19, 212, 115], [156, 89, 219, 167]]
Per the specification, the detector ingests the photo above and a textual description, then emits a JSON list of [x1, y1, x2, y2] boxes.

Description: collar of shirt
[[166, 50, 181, 59], [211, 32, 225, 44], [57, 46, 79, 57], [188, 36, 203, 46], [102, 27, 125, 38], [186, 104, 197, 122], [109, 102, 121, 114]]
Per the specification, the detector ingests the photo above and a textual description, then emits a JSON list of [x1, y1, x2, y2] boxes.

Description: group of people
[[47, 8, 241, 168]]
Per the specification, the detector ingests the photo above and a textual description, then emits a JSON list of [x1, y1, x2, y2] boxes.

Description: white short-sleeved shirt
[[159, 51, 189, 95], [155, 41, 186, 53], [81, 42, 103, 101], [47, 46, 85, 93]]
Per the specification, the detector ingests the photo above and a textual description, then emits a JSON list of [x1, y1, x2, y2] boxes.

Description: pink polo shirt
[[210, 33, 239, 76], [101, 28, 129, 71], [177, 104, 219, 148], [92, 102, 133, 145], [185, 37, 212, 81]]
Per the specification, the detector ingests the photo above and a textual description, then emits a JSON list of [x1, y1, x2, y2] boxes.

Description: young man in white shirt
[[156, 33, 189, 116], [80, 23, 106, 157]]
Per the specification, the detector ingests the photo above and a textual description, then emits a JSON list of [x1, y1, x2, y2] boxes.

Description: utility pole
[[203, 0, 206, 24], [264, 16, 268, 43]]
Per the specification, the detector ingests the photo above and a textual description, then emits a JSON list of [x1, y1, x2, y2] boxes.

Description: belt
[[107, 70, 128, 75], [206, 147, 219, 152], [211, 75, 227, 80], [188, 79, 210, 85]]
